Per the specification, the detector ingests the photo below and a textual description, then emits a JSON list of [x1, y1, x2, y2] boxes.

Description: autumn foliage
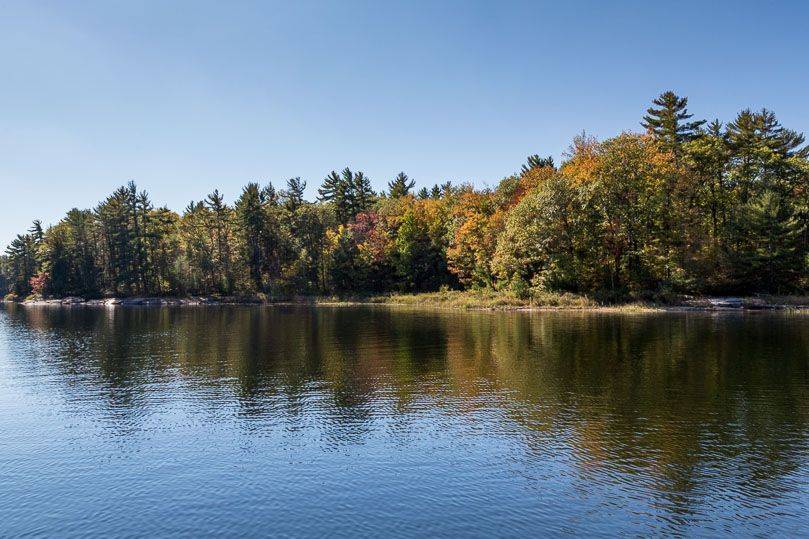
[[3, 93, 808, 300]]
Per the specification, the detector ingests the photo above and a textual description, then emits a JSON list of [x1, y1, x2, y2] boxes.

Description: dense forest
[[2, 92, 808, 301]]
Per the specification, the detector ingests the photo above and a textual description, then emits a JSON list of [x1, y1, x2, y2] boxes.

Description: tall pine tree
[[388, 172, 415, 197], [642, 91, 705, 151]]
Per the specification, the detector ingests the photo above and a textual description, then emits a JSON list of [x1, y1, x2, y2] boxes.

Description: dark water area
[[1, 304, 808, 537]]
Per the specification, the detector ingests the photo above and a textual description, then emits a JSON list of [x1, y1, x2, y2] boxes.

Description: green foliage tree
[[283, 177, 306, 213], [3, 92, 807, 301], [4, 232, 39, 296], [642, 91, 705, 151], [39, 209, 100, 297], [521, 154, 555, 174], [388, 172, 415, 198], [493, 174, 593, 292], [235, 183, 270, 291]]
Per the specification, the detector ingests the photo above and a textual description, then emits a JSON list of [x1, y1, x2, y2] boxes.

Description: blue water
[[1, 305, 808, 537]]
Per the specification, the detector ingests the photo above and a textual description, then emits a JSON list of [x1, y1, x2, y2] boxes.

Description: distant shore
[[4, 290, 809, 312]]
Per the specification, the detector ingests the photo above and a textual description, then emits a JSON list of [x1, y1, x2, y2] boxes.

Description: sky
[[1, 0, 808, 248]]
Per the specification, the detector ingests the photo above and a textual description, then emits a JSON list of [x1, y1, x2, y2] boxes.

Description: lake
[[1, 305, 808, 537]]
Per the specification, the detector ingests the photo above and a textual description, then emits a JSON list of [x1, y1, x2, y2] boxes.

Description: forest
[[2, 92, 808, 302]]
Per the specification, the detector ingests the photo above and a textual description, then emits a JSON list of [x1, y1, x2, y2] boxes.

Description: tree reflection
[[3, 304, 808, 515]]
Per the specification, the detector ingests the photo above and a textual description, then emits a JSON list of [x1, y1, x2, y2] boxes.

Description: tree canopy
[[3, 92, 807, 300]]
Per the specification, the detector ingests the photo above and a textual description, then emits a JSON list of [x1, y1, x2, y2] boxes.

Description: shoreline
[[4, 292, 809, 313]]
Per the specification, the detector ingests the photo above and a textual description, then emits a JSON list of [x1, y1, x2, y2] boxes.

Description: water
[[1, 305, 808, 537]]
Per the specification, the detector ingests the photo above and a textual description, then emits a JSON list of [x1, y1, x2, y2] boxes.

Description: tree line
[[2, 92, 807, 300]]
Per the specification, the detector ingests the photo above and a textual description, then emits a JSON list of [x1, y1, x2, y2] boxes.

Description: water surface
[[1, 305, 808, 537]]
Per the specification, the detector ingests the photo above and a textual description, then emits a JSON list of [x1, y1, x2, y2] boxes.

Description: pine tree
[[283, 177, 306, 212], [521, 155, 555, 174], [319, 170, 353, 224], [340, 168, 357, 221], [28, 220, 44, 244], [205, 189, 233, 292], [388, 172, 415, 197], [318, 171, 343, 203], [235, 183, 268, 291], [351, 171, 375, 215], [727, 108, 808, 201], [4, 232, 38, 296], [642, 91, 705, 150], [64, 208, 100, 295], [733, 191, 805, 292]]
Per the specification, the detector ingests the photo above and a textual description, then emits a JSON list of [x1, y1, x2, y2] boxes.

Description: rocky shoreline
[[3, 294, 808, 311], [12, 296, 265, 306]]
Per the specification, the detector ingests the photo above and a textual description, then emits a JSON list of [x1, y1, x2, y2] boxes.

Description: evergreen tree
[[4, 232, 38, 296], [29, 220, 44, 244], [732, 192, 805, 292], [318, 171, 343, 203], [0, 255, 9, 295], [95, 185, 135, 294], [283, 177, 306, 212], [319, 170, 354, 224], [40, 209, 100, 297], [351, 170, 376, 215], [521, 155, 555, 174], [180, 201, 218, 293], [727, 108, 808, 199], [235, 183, 268, 291], [388, 172, 415, 198], [205, 189, 234, 292], [642, 91, 705, 150], [3, 96, 807, 300], [686, 119, 731, 245]]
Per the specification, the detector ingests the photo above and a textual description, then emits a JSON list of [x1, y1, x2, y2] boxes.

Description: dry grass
[[315, 290, 809, 312], [353, 289, 651, 311]]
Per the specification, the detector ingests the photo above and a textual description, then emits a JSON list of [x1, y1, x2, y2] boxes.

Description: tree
[[319, 170, 353, 224], [39, 209, 100, 297], [521, 154, 555, 174], [95, 184, 136, 294], [642, 91, 705, 151], [727, 191, 805, 293], [283, 177, 306, 212], [205, 190, 234, 292], [388, 172, 415, 198], [350, 170, 376, 217], [0, 255, 10, 295], [446, 190, 501, 287], [235, 183, 269, 291], [287, 203, 333, 292], [3, 96, 807, 301], [493, 174, 593, 292], [4, 232, 38, 297], [722, 109, 809, 291], [393, 200, 451, 291], [686, 120, 731, 242], [318, 171, 342, 203]]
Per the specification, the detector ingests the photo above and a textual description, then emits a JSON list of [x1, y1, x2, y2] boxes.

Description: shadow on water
[[1, 303, 808, 534]]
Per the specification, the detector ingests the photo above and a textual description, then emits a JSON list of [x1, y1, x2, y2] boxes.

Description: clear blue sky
[[2, 0, 808, 248]]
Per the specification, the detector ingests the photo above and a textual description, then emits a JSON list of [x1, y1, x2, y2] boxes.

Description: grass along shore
[[361, 290, 809, 311], [6, 289, 809, 312]]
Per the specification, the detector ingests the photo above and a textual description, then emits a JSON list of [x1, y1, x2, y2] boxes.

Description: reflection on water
[[1, 305, 808, 536]]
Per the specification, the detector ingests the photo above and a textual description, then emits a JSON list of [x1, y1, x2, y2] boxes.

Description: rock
[[707, 297, 744, 309]]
